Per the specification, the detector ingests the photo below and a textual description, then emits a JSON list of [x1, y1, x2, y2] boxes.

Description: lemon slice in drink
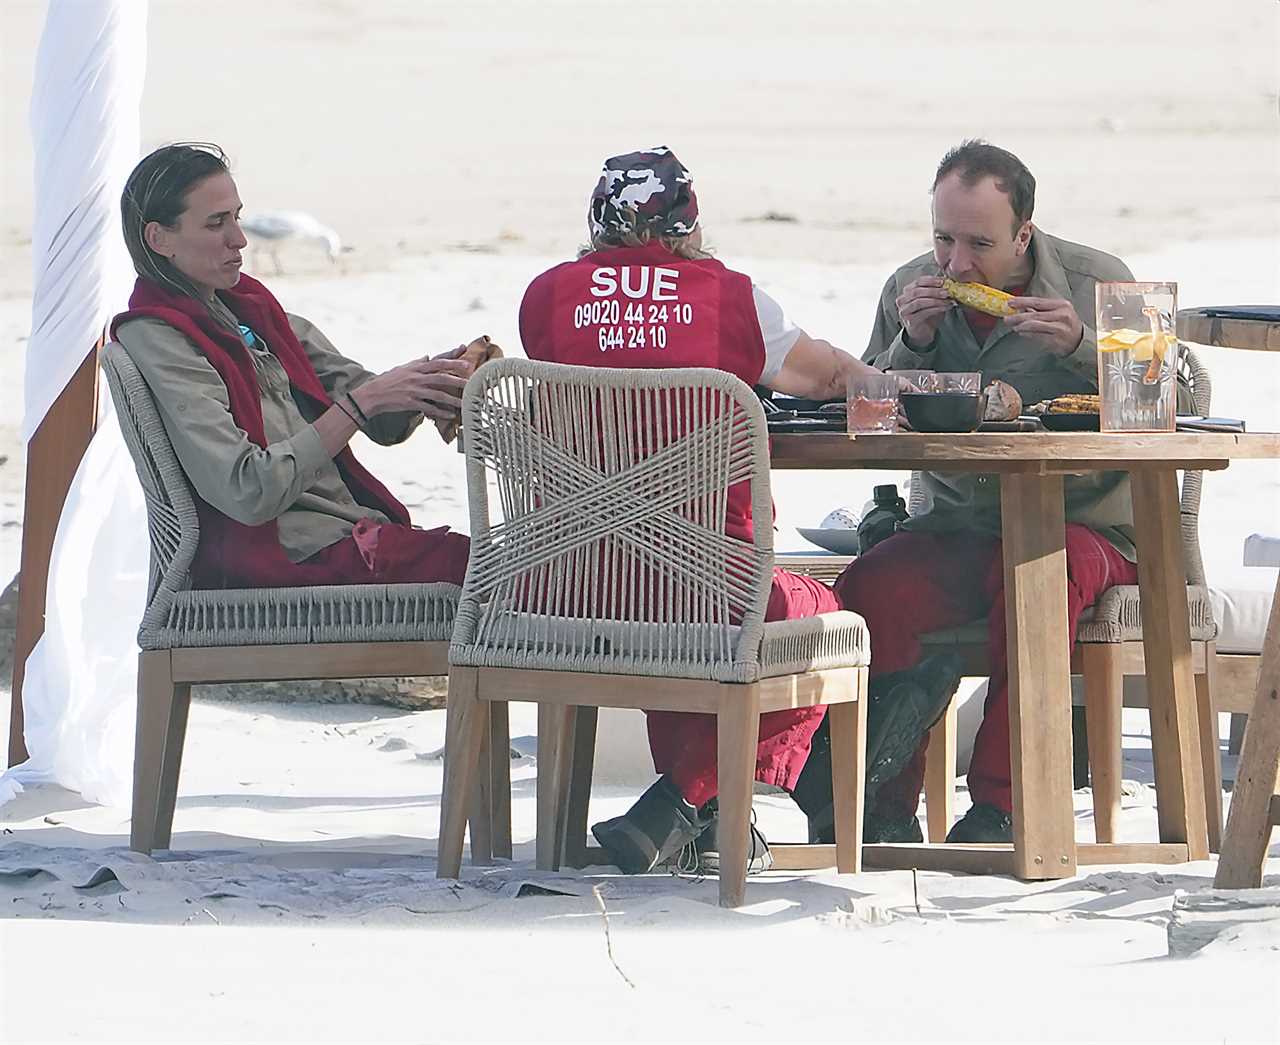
[[1097, 328, 1144, 352]]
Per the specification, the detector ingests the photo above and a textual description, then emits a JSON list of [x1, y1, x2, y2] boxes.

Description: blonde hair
[[579, 221, 711, 260]]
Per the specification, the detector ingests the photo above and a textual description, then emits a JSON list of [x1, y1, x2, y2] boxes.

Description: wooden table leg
[[1001, 473, 1077, 879], [1131, 469, 1209, 860]]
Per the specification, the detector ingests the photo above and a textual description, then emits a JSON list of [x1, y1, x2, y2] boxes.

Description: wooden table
[[772, 430, 1280, 879], [1178, 307, 1280, 353]]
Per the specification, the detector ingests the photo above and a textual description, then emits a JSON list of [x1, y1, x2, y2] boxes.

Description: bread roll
[[982, 379, 1023, 421], [435, 335, 503, 443]]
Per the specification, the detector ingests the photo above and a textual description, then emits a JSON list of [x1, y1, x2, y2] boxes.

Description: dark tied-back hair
[[932, 139, 1036, 232], [121, 142, 231, 301]]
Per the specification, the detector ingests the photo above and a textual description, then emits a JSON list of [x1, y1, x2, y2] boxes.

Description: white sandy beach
[[1, 1, 1279, 1042]]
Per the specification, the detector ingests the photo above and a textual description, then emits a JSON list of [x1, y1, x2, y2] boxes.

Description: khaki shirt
[[863, 229, 1140, 559], [116, 299, 421, 563]]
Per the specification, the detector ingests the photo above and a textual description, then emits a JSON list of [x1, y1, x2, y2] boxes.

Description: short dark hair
[[932, 140, 1035, 231], [121, 142, 231, 300]]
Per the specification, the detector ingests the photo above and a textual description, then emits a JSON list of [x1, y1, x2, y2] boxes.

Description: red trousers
[[832, 526, 1137, 814], [645, 569, 839, 807], [299, 521, 470, 586]]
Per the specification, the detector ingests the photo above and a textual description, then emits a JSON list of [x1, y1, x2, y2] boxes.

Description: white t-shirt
[[753, 285, 803, 385]]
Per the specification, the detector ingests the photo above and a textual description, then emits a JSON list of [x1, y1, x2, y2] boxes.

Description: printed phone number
[[572, 302, 695, 353], [573, 301, 694, 328]]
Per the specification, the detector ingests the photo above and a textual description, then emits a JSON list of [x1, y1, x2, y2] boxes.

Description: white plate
[[796, 527, 861, 555]]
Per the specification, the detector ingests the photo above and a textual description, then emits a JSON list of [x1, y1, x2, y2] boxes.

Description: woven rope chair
[[436, 359, 872, 907], [916, 345, 1224, 846], [101, 342, 483, 856]]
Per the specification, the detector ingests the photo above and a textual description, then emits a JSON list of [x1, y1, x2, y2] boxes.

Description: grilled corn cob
[[1028, 394, 1101, 416], [943, 278, 1015, 317]]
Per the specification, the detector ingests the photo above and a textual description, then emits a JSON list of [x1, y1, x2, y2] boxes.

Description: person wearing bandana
[[111, 143, 479, 591], [519, 148, 963, 876]]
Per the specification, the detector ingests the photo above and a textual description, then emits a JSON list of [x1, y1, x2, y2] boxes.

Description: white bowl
[[796, 527, 861, 556]]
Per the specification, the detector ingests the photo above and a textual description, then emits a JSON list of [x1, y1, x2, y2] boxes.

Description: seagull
[[239, 211, 343, 275]]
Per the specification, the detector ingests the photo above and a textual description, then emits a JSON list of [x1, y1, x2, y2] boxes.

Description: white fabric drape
[[23, 0, 147, 442], [0, 0, 147, 807]]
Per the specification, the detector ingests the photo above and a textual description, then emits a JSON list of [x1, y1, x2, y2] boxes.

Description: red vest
[[111, 274, 409, 589], [519, 244, 767, 540]]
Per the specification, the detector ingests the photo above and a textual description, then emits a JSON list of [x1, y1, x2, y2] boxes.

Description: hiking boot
[[805, 804, 926, 845], [591, 775, 712, 874], [791, 653, 964, 840], [945, 803, 1013, 843], [683, 801, 774, 875], [862, 808, 924, 844]]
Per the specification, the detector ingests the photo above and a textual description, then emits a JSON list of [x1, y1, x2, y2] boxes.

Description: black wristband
[[333, 397, 361, 428], [344, 390, 371, 426]]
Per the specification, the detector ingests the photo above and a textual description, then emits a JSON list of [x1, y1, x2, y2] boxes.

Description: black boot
[[688, 799, 774, 875], [945, 803, 1013, 843], [862, 808, 924, 844], [591, 775, 712, 874], [792, 653, 964, 843]]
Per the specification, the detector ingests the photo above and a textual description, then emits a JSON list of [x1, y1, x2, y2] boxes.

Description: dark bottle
[[855, 483, 909, 554]]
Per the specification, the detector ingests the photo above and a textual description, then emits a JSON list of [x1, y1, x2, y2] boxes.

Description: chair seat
[[140, 582, 461, 649], [919, 585, 1218, 648], [1074, 584, 1217, 644], [757, 611, 870, 678], [450, 609, 870, 682]]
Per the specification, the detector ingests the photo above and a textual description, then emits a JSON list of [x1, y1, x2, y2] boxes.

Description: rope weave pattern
[[450, 360, 870, 682], [101, 342, 460, 651]]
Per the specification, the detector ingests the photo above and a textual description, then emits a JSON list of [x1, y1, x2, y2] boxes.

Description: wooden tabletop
[[1178, 308, 1280, 352], [770, 430, 1280, 473]]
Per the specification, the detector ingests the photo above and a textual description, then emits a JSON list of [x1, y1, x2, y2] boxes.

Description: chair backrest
[[450, 358, 776, 682], [906, 345, 1212, 585], [100, 342, 201, 638]]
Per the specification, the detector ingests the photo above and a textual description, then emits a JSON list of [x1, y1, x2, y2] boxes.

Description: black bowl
[[899, 392, 983, 433]]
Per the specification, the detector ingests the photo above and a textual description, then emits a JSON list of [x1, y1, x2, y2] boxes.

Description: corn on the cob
[[1028, 394, 1101, 416], [943, 278, 1015, 317]]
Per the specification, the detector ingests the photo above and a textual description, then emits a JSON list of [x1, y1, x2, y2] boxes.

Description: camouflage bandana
[[588, 147, 699, 241]]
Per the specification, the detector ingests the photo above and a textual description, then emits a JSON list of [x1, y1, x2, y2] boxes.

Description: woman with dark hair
[[110, 143, 480, 590], [519, 147, 961, 875]]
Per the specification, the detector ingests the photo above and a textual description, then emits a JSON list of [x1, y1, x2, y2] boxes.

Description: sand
[[1, 1, 1279, 1041]]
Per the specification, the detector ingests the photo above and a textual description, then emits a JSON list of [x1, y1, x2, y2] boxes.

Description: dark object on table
[[1187, 306, 1280, 322], [899, 391, 983, 433], [856, 484, 908, 554], [766, 415, 846, 433], [761, 391, 848, 433], [1039, 412, 1100, 432]]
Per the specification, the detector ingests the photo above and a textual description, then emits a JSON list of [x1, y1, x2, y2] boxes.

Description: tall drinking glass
[[1095, 281, 1178, 432]]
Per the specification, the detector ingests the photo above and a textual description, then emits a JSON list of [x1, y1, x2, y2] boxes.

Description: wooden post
[[8, 344, 99, 766], [1001, 472, 1077, 879]]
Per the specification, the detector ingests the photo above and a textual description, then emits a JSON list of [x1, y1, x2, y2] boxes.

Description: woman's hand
[[350, 346, 475, 421]]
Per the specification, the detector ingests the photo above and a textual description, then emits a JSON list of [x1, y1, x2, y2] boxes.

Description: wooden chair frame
[[436, 361, 872, 907], [101, 342, 498, 856]]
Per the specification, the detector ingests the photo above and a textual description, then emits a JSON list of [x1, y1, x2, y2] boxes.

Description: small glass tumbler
[[847, 372, 901, 434], [1096, 281, 1178, 432], [888, 369, 938, 394], [934, 371, 981, 394]]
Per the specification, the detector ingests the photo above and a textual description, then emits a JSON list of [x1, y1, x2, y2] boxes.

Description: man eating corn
[[821, 141, 1149, 844]]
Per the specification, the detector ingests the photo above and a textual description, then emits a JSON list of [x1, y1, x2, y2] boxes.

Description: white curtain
[[0, 0, 148, 807]]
